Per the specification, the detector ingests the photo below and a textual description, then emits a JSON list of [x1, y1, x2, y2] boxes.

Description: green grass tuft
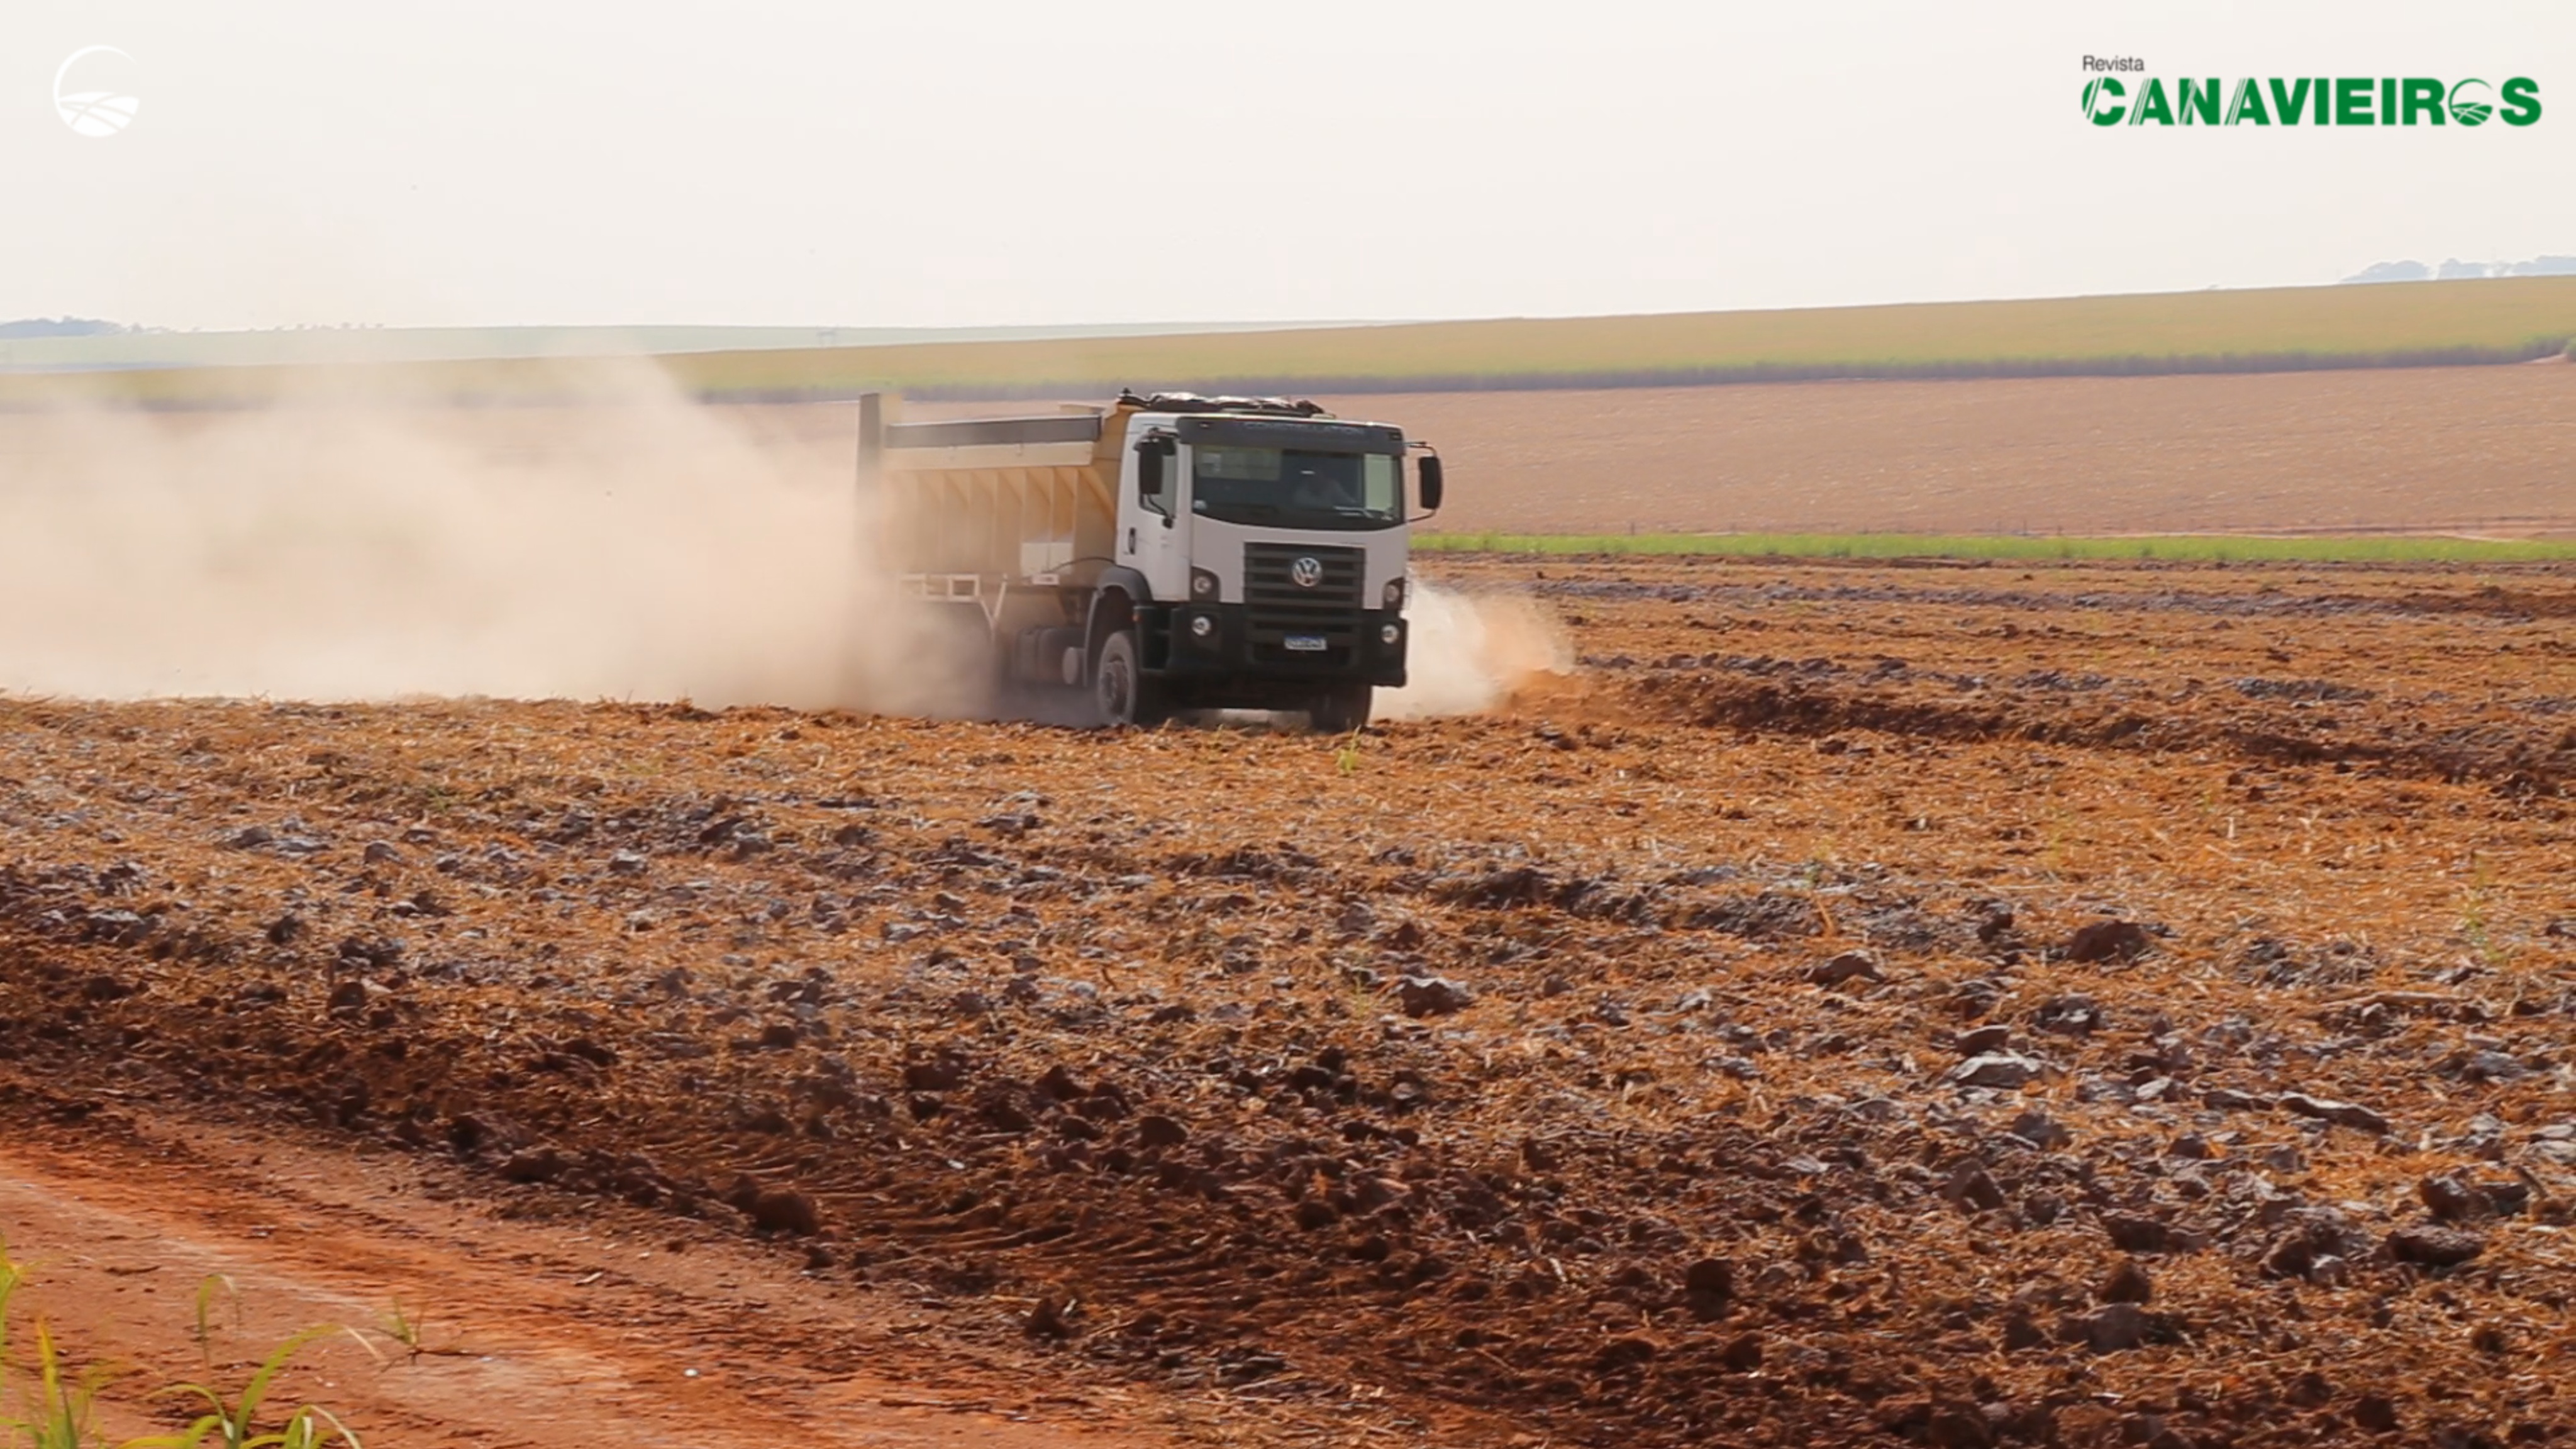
[[0, 1238, 363, 1449]]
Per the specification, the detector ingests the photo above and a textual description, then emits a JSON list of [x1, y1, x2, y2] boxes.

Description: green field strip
[[6, 277, 2576, 409]]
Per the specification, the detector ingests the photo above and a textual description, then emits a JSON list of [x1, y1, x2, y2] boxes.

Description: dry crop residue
[[4, 555, 2575, 1449]]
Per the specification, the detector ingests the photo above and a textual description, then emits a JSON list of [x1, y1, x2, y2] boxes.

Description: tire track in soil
[[0, 847, 1931, 1449], [1604, 669, 2576, 794], [0, 1080, 1189, 1449], [1491, 555, 2576, 791]]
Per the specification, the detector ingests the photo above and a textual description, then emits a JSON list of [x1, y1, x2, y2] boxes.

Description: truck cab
[[869, 391, 1442, 730], [1106, 397, 1426, 728]]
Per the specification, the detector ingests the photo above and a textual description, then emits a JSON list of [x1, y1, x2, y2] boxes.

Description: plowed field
[[5, 553, 2575, 1449], [1316, 366, 2576, 537]]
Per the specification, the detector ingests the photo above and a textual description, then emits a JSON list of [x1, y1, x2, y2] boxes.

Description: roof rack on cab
[[1115, 389, 1331, 418]]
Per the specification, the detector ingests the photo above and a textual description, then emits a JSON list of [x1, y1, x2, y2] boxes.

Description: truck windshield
[[1191, 447, 1400, 531]]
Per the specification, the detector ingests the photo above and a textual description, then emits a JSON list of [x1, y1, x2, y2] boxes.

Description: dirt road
[[0, 1083, 1196, 1449]]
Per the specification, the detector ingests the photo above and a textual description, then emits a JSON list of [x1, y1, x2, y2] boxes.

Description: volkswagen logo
[[1290, 556, 1323, 589]]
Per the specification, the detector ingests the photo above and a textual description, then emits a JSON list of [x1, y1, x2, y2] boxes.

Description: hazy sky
[[7, 1, 2572, 330]]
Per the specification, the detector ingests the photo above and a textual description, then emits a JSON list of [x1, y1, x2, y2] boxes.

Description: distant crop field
[[5, 362, 2565, 545], [7, 277, 2576, 409], [1324, 366, 2576, 540], [0, 319, 1358, 374], [684, 275, 2576, 397], [1415, 531, 2576, 564]]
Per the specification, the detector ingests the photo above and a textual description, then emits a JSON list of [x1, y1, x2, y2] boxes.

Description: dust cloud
[[0, 364, 982, 714], [1375, 582, 1573, 720], [0, 373, 1560, 723]]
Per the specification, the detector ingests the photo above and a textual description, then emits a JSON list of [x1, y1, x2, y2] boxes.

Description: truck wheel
[[1307, 684, 1372, 734], [1093, 630, 1166, 728]]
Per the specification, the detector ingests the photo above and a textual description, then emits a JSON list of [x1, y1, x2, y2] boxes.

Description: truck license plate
[[1285, 634, 1328, 652]]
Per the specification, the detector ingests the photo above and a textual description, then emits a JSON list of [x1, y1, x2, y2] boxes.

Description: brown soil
[[1314, 367, 2576, 536], [0, 1099, 1193, 1449], [5, 553, 2576, 1449]]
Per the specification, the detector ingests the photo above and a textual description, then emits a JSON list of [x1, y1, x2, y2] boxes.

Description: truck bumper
[[1146, 604, 1407, 691]]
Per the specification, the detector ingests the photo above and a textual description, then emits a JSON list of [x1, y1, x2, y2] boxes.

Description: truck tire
[[1093, 630, 1167, 728], [1307, 684, 1372, 734]]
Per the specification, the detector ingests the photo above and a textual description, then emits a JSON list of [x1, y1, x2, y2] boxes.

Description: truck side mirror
[[1135, 436, 1174, 508], [1416, 453, 1444, 513]]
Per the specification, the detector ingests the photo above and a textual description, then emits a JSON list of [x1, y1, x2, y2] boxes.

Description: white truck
[[861, 390, 1444, 730]]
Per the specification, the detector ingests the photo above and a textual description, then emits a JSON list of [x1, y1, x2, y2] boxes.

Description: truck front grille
[[1243, 543, 1364, 665]]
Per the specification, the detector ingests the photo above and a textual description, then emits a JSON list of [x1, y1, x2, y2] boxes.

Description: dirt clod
[[2280, 1091, 2392, 1135], [2103, 1214, 2196, 1255], [2008, 1110, 2072, 1150], [2416, 1175, 2491, 1223], [1397, 975, 1475, 1017], [1955, 1023, 2012, 1055], [1943, 1163, 2008, 1213], [2098, 1257, 2152, 1304], [731, 1180, 821, 1237], [2064, 1301, 2150, 1353], [1025, 1293, 1075, 1338], [2387, 1224, 2485, 1268], [901, 1057, 964, 1092], [500, 1146, 566, 1184], [1921, 1403, 1996, 1449], [1682, 1257, 1733, 1319], [2063, 919, 2153, 963], [1805, 950, 1882, 987]]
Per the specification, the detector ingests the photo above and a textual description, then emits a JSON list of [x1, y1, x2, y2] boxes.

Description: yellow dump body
[[877, 402, 1132, 591]]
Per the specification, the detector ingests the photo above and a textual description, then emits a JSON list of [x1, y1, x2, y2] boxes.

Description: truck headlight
[[1189, 613, 1216, 639], [1379, 622, 1401, 645], [1191, 568, 1219, 601], [1382, 577, 1407, 610]]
